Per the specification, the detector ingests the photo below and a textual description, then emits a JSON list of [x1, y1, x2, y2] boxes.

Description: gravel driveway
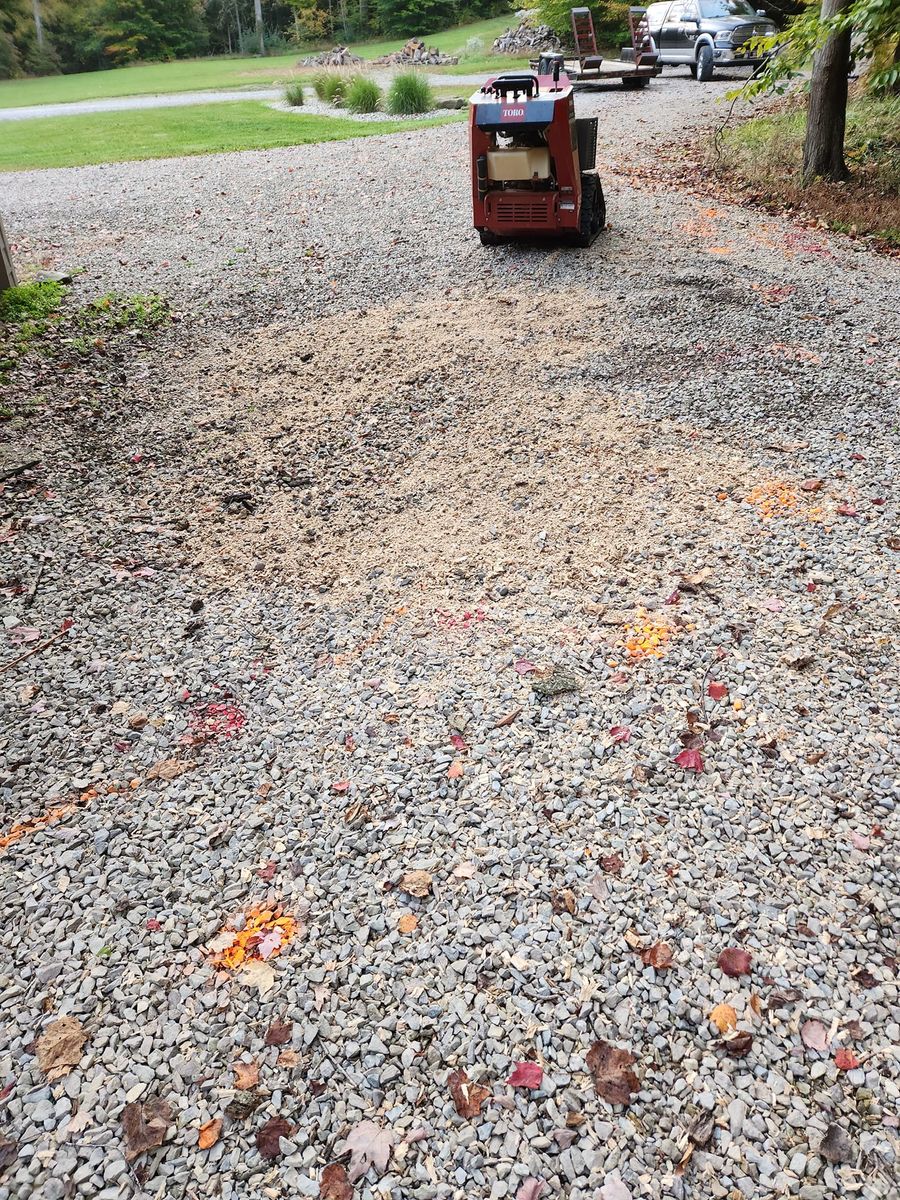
[[1, 74, 898, 1200]]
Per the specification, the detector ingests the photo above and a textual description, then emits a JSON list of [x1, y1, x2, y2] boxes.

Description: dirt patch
[[146, 289, 756, 606]]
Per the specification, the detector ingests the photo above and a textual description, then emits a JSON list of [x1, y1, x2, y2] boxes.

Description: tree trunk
[[359, 0, 368, 34], [254, 0, 265, 54], [0, 215, 17, 295], [802, 0, 852, 184], [32, 0, 44, 49]]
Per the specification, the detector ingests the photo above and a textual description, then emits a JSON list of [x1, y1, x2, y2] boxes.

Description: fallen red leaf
[[834, 1048, 859, 1071], [837, 504, 858, 517], [806, 581, 816, 592], [609, 725, 632, 744], [585, 1040, 639, 1106], [800, 478, 822, 492], [257, 861, 277, 880], [849, 452, 866, 461], [506, 1061, 543, 1090], [145, 919, 162, 932], [449, 733, 468, 752], [600, 853, 624, 875], [447, 1069, 490, 1119], [674, 748, 703, 772], [514, 659, 537, 675], [717, 947, 752, 977], [707, 681, 728, 701], [664, 588, 680, 605], [331, 779, 350, 793]]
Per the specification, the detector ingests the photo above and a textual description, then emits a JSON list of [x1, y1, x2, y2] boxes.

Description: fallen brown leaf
[[345, 1119, 394, 1182], [36, 1016, 88, 1081], [233, 1060, 260, 1090], [400, 870, 432, 898], [225, 1089, 264, 1120], [122, 1096, 173, 1161], [551, 888, 576, 915], [448, 1069, 491, 1119], [585, 1040, 639, 1106], [819, 1123, 852, 1164], [320, 1162, 353, 1200], [493, 707, 522, 729], [146, 758, 194, 781], [0, 1133, 17, 1174], [256, 1115, 294, 1159], [264, 1018, 292, 1047], [277, 1049, 299, 1067], [718, 1030, 753, 1058], [639, 942, 673, 970]]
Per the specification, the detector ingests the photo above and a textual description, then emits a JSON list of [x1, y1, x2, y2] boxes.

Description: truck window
[[699, 0, 757, 16]]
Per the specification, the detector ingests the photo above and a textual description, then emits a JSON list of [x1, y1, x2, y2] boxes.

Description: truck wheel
[[696, 44, 714, 81]]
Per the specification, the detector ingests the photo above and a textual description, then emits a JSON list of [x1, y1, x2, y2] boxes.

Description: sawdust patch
[[156, 289, 753, 604]]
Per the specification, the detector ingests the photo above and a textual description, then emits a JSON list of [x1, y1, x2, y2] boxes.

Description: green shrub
[[0, 280, 66, 323], [284, 79, 306, 106], [386, 71, 433, 116], [345, 76, 382, 114], [313, 70, 351, 105]]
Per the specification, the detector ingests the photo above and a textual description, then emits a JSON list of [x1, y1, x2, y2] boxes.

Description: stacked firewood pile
[[373, 38, 459, 66], [299, 46, 365, 66], [492, 21, 562, 54]]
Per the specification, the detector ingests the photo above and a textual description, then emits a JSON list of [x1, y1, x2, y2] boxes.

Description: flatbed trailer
[[555, 56, 659, 87], [532, 6, 660, 89]]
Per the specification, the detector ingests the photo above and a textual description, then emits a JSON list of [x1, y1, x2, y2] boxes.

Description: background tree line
[[0, 0, 509, 76]]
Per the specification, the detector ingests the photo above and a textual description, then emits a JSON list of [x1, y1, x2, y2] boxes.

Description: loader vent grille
[[495, 199, 551, 224]]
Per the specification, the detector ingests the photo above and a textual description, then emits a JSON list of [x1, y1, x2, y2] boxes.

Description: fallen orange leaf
[[398, 914, 418, 934], [710, 1003, 738, 1033], [447, 760, 464, 779], [198, 1118, 222, 1150]]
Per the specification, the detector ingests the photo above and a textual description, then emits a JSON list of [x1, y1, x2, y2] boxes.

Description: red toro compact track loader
[[469, 67, 606, 247]]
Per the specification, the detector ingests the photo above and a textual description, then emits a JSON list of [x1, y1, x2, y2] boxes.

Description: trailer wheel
[[478, 229, 503, 246], [696, 44, 714, 81], [622, 75, 649, 88]]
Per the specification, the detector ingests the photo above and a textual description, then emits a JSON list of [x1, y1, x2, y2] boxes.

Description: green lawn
[[0, 15, 520, 110], [0, 100, 462, 171]]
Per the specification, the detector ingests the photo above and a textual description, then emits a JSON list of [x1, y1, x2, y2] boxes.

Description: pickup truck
[[624, 0, 778, 80]]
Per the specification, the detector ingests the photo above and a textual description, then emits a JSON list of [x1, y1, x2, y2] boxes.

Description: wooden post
[[0, 215, 16, 295]]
